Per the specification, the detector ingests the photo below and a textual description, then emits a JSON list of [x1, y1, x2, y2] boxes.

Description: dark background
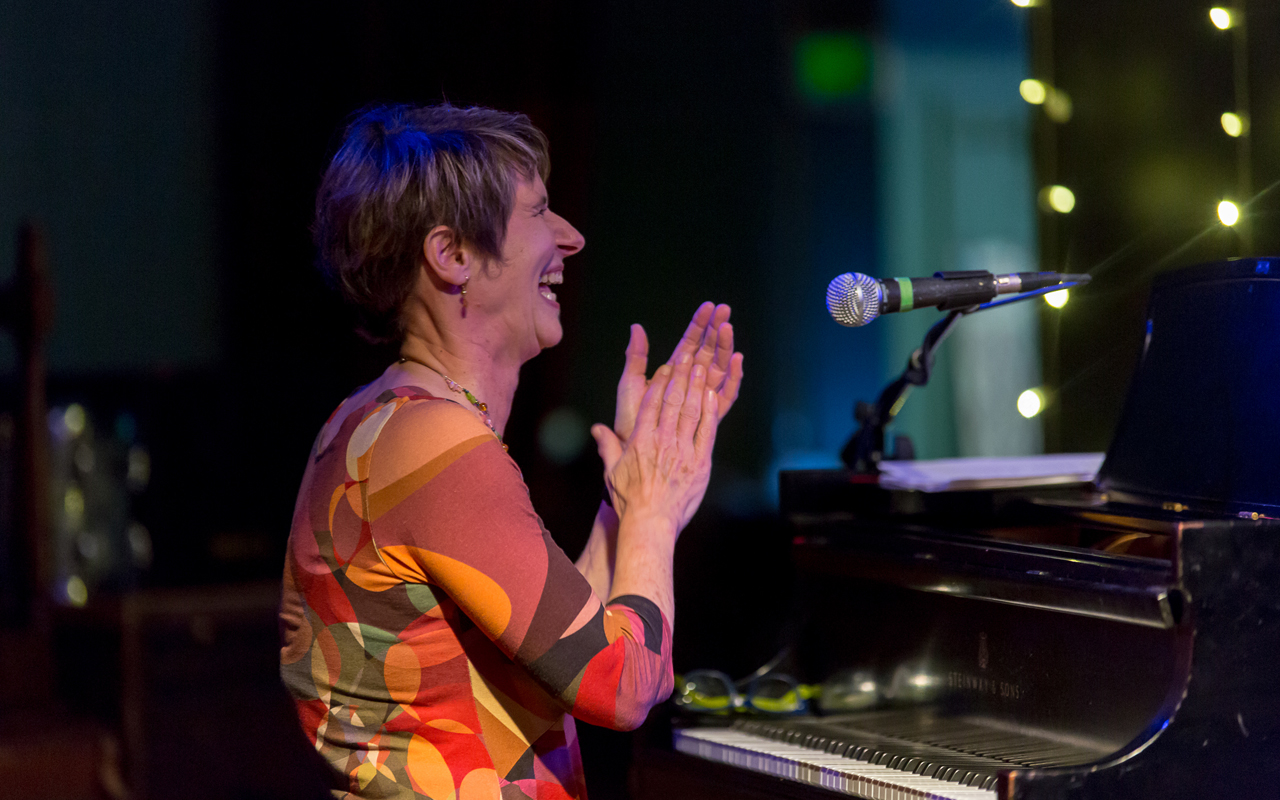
[[1037, 0, 1280, 451], [1, 0, 1277, 797]]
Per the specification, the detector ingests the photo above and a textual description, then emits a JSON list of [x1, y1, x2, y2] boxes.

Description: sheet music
[[878, 453, 1105, 493]]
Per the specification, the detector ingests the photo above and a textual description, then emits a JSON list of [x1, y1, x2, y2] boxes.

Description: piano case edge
[[1004, 518, 1280, 799]]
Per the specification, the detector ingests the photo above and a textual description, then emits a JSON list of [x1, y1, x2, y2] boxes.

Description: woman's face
[[478, 173, 584, 360]]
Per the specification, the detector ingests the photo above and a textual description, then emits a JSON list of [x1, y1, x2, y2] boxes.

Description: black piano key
[[913, 760, 942, 778], [891, 753, 921, 771], [964, 770, 990, 787]]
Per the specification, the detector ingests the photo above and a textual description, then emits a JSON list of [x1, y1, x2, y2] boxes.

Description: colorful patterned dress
[[279, 387, 673, 799]]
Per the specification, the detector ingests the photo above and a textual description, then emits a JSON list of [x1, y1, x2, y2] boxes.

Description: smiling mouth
[[539, 271, 562, 302]]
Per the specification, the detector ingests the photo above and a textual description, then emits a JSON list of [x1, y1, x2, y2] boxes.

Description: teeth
[[539, 287, 558, 302], [539, 272, 563, 285]]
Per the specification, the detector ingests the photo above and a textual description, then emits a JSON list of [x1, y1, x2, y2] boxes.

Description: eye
[[535, 207, 548, 217]]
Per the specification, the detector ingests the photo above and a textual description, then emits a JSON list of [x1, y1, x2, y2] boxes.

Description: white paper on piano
[[877, 453, 1106, 493]]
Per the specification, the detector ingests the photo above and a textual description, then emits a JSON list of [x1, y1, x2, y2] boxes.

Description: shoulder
[[314, 383, 430, 457], [360, 392, 506, 488], [379, 392, 494, 451]]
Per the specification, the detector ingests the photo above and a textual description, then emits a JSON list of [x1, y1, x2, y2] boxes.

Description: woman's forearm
[[606, 511, 678, 625], [575, 501, 619, 600]]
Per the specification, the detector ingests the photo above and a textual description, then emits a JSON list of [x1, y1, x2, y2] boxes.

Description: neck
[[397, 333, 519, 436]]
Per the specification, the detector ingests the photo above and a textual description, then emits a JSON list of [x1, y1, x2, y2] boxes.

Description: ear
[[422, 225, 475, 286]]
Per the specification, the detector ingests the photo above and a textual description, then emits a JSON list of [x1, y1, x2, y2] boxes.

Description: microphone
[[826, 270, 1090, 327]]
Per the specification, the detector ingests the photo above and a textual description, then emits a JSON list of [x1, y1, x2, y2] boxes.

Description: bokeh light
[[64, 486, 85, 524], [64, 403, 87, 436], [1017, 389, 1044, 419], [537, 407, 589, 466], [1218, 200, 1240, 226], [1220, 112, 1245, 137], [1209, 7, 1234, 29], [65, 575, 88, 607], [1041, 185, 1076, 214], [1044, 88, 1073, 123], [1019, 79, 1047, 104], [1044, 289, 1069, 308]]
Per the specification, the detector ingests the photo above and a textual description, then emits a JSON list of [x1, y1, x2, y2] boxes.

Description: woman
[[279, 104, 743, 800]]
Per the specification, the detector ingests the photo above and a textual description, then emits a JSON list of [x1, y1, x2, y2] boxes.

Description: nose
[[551, 211, 585, 256]]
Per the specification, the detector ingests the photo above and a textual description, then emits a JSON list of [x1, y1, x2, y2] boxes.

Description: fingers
[[670, 302, 715, 365], [712, 320, 734, 378], [623, 323, 649, 379], [693, 306, 733, 382], [634, 364, 672, 437], [676, 363, 707, 443], [710, 303, 731, 331], [624, 303, 741, 442], [718, 351, 744, 417], [591, 424, 624, 473], [692, 312, 721, 371], [613, 324, 650, 439], [694, 388, 720, 461], [658, 355, 693, 442]]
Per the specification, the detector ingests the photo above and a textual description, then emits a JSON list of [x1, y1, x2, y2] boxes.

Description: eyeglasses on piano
[[673, 669, 819, 716]]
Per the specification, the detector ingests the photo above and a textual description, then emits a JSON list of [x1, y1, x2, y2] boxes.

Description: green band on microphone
[[897, 278, 914, 311]]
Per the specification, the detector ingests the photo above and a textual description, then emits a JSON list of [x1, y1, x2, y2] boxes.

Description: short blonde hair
[[313, 104, 550, 342]]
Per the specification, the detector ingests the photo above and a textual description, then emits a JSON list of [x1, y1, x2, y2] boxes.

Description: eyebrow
[[531, 194, 548, 209]]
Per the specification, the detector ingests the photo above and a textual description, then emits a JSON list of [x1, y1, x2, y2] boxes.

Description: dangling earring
[[460, 277, 468, 309]]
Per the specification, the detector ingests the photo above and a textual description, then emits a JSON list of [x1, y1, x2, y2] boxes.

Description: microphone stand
[[842, 308, 970, 473], [841, 280, 1087, 473]]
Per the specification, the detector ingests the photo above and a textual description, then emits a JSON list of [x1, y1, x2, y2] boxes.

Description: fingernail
[[679, 352, 691, 364]]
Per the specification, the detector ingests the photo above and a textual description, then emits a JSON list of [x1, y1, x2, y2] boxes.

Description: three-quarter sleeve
[[354, 395, 673, 730]]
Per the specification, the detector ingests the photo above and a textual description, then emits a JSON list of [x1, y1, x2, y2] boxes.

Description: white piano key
[[675, 727, 997, 800]]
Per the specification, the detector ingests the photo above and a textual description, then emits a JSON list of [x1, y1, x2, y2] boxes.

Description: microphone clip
[[931, 270, 997, 311]]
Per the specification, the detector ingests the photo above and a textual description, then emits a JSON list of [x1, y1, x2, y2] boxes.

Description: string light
[[63, 486, 85, 525], [1220, 112, 1246, 137], [1218, 200, 1240, 226], [1044, 88, 1073, 123], [65, 576, 88, 607], [1039, 185, 1076, 214], [1020, 81, 1072, 122], [1019, 79, 1047, 104], [1017, 389, 1045, 418], [1044, 289, 1069, 308], [64, 403, 87, 436], [1209, 7, 1234, 29]]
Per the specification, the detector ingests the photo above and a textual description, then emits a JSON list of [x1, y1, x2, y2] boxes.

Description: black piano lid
[[1096, 256, 1280, 517]]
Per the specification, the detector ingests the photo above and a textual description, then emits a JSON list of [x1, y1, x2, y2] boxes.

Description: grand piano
[[632, 258, 1280, 799]]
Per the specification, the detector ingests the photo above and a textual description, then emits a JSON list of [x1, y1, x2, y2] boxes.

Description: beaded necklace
[[398, 356, 506, 450]]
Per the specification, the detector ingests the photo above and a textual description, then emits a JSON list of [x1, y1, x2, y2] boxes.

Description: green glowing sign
[[795, 32, 872, 102]]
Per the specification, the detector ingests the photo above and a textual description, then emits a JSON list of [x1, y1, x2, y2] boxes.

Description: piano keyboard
[[675, 726, 998, 800]]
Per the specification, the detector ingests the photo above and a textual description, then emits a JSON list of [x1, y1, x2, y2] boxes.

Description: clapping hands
[[591, 303, 744, 530], [593, 303, 744, 475]]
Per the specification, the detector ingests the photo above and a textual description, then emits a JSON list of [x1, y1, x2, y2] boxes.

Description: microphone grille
[[826, 272, 881, 327]]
